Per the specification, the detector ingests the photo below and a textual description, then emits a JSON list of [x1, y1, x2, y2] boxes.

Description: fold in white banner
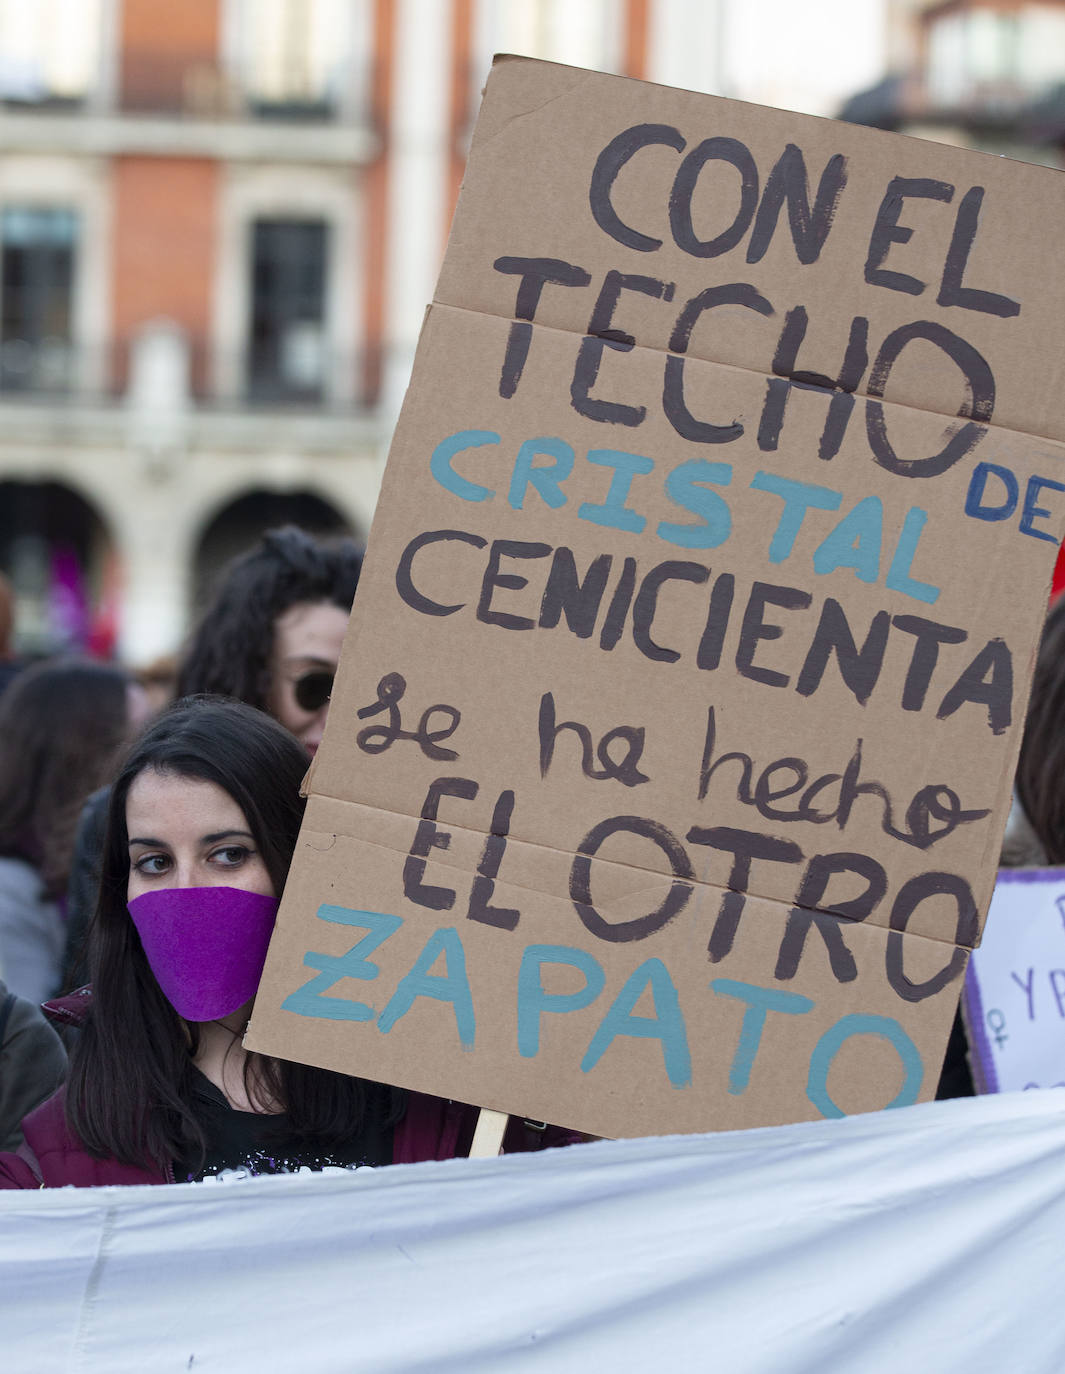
[[3, 1091, 1065, 1373]]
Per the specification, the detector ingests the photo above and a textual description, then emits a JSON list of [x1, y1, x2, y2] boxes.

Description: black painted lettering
[[796, 599, 890, 705], [539, 547, 613, 639], [467, 789, 520, 931], [589, 124, 686, 252], [632, 559, 711, 663], [396, 529, 487, 617], [937, 187, 1021, 318], [866, 321, 995, 478], [572, 271, 675, 426], [663, 283, 773, 446], [885, 872, 978, 1002], [403, 777, 479, 912], [746, 144, 848, 265], [599, 556, 638, 651], [735, 581, 813, 688], [539, 692, 649, 787], [697, 704, 755, 805], [476, 539, 552, 630], [696, 572, 735, 670], [775, 851, 887, 982], [669, 137, 759, 258], [686, 825, 803, 961], [753, 758, 809, 819], [492, 257, 592, 398], [891, 614, 968, 712], [863, 176, 954, 296], [571, 815, 694, 942], [936, 636, 1013, 735], [757, 308, 869, 459]]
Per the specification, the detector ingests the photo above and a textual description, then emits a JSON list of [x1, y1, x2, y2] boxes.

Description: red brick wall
[[120, 0, 221, 112], [111, 158, 218, 394]]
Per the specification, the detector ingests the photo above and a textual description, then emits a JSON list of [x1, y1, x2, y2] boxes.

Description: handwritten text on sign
[[247, 60, 1065, 1138]]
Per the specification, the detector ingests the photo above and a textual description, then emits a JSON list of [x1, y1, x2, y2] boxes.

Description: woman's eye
[[210, 845, 250, 867], [134, 853, 170, 875]]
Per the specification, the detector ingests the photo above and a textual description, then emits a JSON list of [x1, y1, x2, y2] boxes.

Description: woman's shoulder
[[0, 1086, 167, 1189]]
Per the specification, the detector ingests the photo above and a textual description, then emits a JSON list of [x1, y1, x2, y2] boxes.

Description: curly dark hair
[[175, 526, 362, 708], [1015, 595, 1065, 864], [0, 659, 132, 897]]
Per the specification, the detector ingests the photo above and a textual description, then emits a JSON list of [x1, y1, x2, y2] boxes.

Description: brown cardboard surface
[[247, 58, 1065, 1137]]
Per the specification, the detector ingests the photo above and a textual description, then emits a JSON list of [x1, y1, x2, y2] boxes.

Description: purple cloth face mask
[[128, 887, 279, 1022]]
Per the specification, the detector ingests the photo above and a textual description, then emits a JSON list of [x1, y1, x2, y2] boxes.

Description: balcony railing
[[0, 337, 384, 412]]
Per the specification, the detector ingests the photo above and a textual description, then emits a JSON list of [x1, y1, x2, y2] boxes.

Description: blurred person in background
[[61, 526, 361, 989], [0, 660, 146, 1005], [135, 653, 178, 717], [0, 978, 67, 1150], [0, 573, 23, 698], [174, 524, 360, 759], [1006, 594, 1065, 869]]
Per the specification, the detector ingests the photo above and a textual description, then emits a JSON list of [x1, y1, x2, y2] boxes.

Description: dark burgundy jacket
[[0, 991, 579, 1188]]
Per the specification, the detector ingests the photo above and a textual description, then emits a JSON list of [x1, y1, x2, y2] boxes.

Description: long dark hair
[[66, 696, 400, 1171], [1016, 596, 1065, 863], [0, 659, 131, 897], [176, 527, 361, 708]]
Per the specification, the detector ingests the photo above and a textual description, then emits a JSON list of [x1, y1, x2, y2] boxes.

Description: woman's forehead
[[125, 769, 250, 836]]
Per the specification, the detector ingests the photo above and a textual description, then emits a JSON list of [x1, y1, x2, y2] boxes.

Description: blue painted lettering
[[1020, 475, 1065, 544], [517, 944, 606, 1057], [581, 957, 691, 1087], [508, 436, 575, 511], [430, 429, 499, 503], [806, 1012, 923, 1117], [711, 978, 813, 1094], [965, 461, 1018, 522], [812, 495, 882, 583], [577, 449, 655, 534], [750, 472, 842, 563], [281, 906, 403, 1021], [884, 507, 940, 604], [656, 459, 734, 549], [377, 926, 476, 1049]]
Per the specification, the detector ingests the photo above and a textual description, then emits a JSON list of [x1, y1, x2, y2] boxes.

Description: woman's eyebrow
[[128, 836, 167, 848], [201, 830, 255, 844]]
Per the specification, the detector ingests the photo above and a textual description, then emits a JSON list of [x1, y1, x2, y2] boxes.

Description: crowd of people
[[0, 517, 1060, 1187], [0, 527, 575, 1188]]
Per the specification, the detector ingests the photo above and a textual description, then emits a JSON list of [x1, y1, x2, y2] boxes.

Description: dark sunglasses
[[293, 669, 335, 713]]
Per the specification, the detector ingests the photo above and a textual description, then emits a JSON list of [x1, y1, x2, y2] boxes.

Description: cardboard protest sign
[[963, 869, 1065, 1093], [247, 57, 1065, 1139]]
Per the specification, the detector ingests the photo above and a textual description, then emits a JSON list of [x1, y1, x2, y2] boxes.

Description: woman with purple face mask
[[0, 698, 578, 1187]]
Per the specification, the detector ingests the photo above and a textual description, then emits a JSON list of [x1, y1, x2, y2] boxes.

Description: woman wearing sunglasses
[[176, 525, 361, 758]]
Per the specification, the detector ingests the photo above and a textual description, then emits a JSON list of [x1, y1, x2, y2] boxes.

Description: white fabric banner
[[3, 1091, 1065, 1373]]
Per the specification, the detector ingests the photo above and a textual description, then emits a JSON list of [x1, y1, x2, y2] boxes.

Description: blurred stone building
[[843, 0, 1065, 163], [0, 0, 747, 663]]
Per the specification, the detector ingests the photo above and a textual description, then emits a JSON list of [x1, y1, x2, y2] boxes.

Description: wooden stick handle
[[469, 1107, 509, 1157]]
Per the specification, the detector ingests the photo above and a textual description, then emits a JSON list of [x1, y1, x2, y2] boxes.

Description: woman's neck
[[192, 1021, 280, 1113]]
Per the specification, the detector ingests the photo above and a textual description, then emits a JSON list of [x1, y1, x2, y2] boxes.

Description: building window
[[0, 207, 77, 393], [240, 0, 351, 119], [0, 0, 102, 107], [248, 218, 328, 402]]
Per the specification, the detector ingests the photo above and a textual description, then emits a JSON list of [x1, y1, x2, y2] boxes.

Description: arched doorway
[[191, 488, 355, 611], [0, 480, 115, 656]]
